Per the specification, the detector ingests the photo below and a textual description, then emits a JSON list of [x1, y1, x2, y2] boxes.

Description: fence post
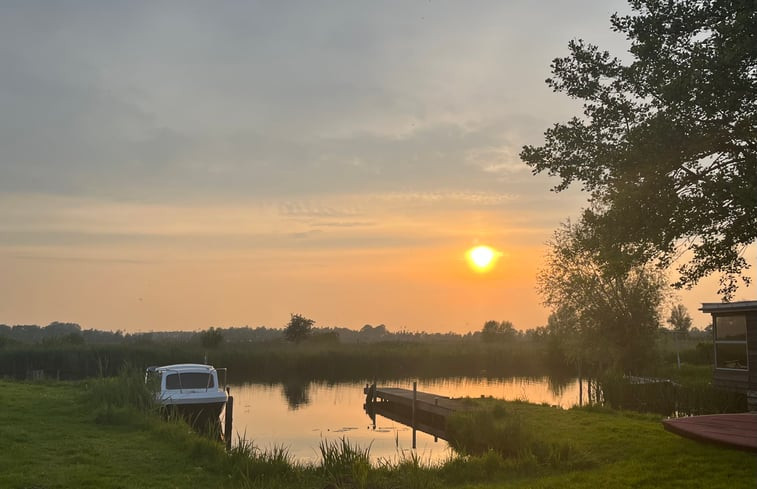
[[412, 381, 417, 449], [224, 387, 233, 450]]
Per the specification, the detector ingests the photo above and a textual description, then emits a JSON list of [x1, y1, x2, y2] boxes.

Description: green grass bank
[[1, 379, 754, 488]]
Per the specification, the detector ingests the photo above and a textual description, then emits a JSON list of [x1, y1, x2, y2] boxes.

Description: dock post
[[434, 397, 439, 442], [412, 381, 417, 449], [224, 387, 233, 450]]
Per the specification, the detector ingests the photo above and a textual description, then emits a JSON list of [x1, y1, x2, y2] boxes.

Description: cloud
[[0, 0, 631, 204]]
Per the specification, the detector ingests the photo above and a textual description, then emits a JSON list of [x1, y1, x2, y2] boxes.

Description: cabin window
[[165, 372, 214, 390], [714, 315, 748, 370]]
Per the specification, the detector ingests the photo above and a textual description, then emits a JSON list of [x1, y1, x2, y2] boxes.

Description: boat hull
[[161, 401, 226, 431]]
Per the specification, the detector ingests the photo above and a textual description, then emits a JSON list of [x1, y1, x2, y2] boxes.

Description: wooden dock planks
[[662, 413, 757, 452], [364, 385, 471, 441], [371, 387, 465, 417]]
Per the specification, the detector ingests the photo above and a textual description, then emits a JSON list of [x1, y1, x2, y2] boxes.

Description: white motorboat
[[145, 363, 228, 424]]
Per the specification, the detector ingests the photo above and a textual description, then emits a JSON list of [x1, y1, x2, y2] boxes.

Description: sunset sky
[[1, 1, 753, 333]]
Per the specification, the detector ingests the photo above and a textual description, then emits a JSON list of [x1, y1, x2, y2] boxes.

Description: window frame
[[714, 314, 749, 371], [164, 372, 215, 390]]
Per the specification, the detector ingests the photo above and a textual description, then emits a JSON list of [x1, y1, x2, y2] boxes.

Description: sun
[[466, 245, 500, 272]]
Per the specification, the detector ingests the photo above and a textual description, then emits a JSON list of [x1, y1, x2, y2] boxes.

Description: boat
[[145, 363, 228, 426]]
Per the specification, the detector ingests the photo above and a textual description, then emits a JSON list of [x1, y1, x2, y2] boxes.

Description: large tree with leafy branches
[[538, 221, 667, 372], [521, 0, 756, 299]]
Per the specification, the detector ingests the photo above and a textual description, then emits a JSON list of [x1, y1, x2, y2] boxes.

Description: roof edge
[[700, 300, 757, 313]]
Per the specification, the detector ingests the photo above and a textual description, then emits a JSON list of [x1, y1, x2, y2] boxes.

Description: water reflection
[[228, 376, 581, 464], [282, 379, 310, 410]]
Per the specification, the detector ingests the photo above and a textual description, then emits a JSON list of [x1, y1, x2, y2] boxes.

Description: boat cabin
[[700, 301, 757, 411], [145, 363, 228, 424]]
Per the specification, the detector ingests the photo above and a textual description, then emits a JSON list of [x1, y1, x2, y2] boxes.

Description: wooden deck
[[662, 413, 757, 452], [364, 385, 470, 441], [369, 387, 467, 416]]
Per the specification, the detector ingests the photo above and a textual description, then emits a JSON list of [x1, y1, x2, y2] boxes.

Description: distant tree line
[[1, 312, 710, 351], [0, 319, 487, 347]]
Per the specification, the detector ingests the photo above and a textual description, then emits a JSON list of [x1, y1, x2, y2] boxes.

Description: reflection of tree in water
[[547, 373, 574, 397], [282, 379, 311, 410]]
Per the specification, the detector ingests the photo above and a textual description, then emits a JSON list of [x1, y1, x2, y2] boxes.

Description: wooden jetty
[[364, 383, 470, 443], [662, 413, 757, 452]]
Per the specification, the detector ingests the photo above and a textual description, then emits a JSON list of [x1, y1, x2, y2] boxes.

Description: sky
[[1, 1, 753, 333]]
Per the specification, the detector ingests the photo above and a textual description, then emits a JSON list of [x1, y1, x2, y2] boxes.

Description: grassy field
[[445, 400, 756, 488], [1, 379, 754, 488], [0, 380, 225, 489]]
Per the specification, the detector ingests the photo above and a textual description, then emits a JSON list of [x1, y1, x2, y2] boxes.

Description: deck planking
[[370, 387, 468, 416], [662, 413, 757, 452], [364, 386, 471, 440]]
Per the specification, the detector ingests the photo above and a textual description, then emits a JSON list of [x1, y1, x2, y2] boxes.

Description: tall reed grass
[[0, 340, 564, 383], [84, 364, 157, 425], [446, 401, 593, 471]]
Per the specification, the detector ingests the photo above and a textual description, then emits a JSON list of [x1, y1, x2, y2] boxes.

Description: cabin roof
[[154, 363, 216, 373], [700, 301, 757, 314]]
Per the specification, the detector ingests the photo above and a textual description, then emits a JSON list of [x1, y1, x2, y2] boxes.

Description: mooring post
[[224, 387, 233, 450], [412, 381, 417, 449], [434, 397, 439, 442]]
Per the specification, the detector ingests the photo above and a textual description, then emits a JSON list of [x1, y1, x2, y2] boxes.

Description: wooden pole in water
[[434, 397, 439, 443], [224, 387, 233, 450], [412, 381, 417, 449]]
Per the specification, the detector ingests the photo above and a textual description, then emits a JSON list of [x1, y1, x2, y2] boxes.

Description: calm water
[[227, 376, 581, 464]]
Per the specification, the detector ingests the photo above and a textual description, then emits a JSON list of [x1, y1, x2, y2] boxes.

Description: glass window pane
[[165, 372, 214, 389], [715, 315, 747, 341], [715, 343, 748, 370]]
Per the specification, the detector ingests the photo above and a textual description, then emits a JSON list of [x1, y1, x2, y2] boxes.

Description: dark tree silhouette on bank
[[284, 314, 314, 343], [521, 0, 757, 299], [199, 327, 223, 349], [481, 320, 517, 342]]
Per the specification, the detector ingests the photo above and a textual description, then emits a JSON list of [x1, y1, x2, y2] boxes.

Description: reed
[[0, 339, 563, 383], [85, 363, 156, 414], [228, 435, 299, 488], [318, 437, 373, 488]]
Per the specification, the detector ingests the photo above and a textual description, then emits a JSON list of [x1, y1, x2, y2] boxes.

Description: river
[[227, 376, 581, 464]]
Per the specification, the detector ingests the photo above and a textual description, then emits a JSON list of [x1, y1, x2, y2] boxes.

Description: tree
[[538, 221, 667, 372], [284, 314, 314, 343], [666, 303, 692, 369], [481, 320, 517, 342], [44, 322, 82, 337], [542, 306, 583, 369], [521, 0, 756, 299], [63, 332, 85, 345], [199, 327, 223, 349], [667, 303, 693, 334]]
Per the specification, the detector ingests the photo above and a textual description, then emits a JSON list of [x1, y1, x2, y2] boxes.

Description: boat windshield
[[165, 372, 214, 390]]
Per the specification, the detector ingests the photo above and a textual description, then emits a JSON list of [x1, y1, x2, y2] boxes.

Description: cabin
[[700, 301, 757, 412]]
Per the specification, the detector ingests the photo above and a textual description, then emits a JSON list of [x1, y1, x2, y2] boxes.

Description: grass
[[0, 380, 225, 489], [1, 378, 754, 488], [446, 399, 757, 488]]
